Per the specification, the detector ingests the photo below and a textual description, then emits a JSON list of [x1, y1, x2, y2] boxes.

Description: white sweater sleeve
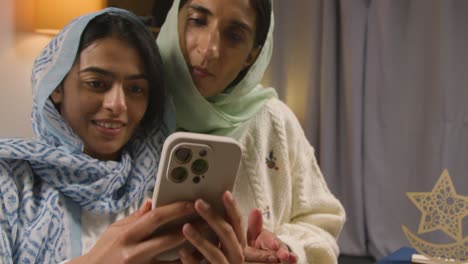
[[276, 142, 345, 263], [273, 102, 345, 263], [235, 99, 345, 263]]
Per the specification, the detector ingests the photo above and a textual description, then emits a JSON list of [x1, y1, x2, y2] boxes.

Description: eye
[[224, 26, 247, 45], [223, 31, 246, 45], [128, 86, 144, 94], [228, 32, 243, 43], [188, 17, 206, 26], [126, 84, 148, 97], [85, 80, 108, 90], [187, 13, 206, 27]]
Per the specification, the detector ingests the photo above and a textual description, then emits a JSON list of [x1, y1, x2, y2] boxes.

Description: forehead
[[78, 37, 145, 73], [184, 0, 256, 27]]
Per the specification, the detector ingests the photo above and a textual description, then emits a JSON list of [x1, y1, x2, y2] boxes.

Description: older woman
[[156, 0, 346, 263]]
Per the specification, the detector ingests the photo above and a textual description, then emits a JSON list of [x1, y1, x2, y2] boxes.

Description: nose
[[198, 28, 220, 60], [103, 84, 127, 115]]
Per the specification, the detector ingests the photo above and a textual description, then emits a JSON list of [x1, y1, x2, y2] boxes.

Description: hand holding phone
[[152, 132, 242, 261]]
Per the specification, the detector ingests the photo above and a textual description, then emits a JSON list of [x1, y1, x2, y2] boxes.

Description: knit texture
[[233, 98, 346, 264]]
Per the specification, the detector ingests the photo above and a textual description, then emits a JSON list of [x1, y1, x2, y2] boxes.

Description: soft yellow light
[[34, 0, 104, 34]]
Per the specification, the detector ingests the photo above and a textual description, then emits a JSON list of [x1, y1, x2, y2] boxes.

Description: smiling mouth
[[92, 121, 126, 137], [94, 121, 125, 129]]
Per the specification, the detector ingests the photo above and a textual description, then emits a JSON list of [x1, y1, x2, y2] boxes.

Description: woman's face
[[51, 37, 149, 160], [178, 0, 261, 97]]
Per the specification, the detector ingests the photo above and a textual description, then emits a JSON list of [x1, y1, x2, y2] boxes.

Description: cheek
[[179, 24, 193, 59], [184, 35, 198, 62], [62, 95, 100, 123], [72, 96, 99, 114], [184, 27, 203, 56], [128, 101, 148, 124], [235, 52, 254, 73], [224, 58, 247, 79], [59, 101, 87, 134]]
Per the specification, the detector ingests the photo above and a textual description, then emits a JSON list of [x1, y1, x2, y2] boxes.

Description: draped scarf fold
[[0, 8, 174, 263]]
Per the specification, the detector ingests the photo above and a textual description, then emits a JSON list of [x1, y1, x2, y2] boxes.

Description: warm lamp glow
[[34, 0, 104, 34]]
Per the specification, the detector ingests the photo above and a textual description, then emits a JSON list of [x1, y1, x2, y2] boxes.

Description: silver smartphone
[[151, 132, 242, 261]]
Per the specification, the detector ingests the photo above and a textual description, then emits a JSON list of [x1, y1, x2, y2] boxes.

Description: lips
[[93, 120, 126, 136], [191, 66, 213, 78], [95, 121, 124, 129]]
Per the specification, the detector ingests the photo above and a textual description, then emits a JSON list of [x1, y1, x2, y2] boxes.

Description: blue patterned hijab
[[0, 8, 174, 263]]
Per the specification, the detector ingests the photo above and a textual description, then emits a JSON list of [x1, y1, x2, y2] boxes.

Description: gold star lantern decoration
[[402, 169, 468, 263]]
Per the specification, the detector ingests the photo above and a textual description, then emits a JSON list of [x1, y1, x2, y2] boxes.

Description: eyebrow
[[188, 4, 212, 16], [229, 20, 253, 35], [79, 67, 148, 81], [188, 4, 253, 34]]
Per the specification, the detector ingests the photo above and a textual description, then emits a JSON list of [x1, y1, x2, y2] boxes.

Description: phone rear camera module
[[174, 147, 192, 163], [170, 166, 188, 183], [191, 159, 209, 175]]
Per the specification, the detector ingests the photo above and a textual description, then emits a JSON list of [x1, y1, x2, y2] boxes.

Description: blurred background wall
[[0, 0, 47, 137]]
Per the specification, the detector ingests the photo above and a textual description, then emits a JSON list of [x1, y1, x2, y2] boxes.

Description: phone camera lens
[[170, 166, 188, 183], [199, 149, 207, 157], [192, 176, 201, 184], [191, 159, 209, 175], [175, 147, 192, 163]]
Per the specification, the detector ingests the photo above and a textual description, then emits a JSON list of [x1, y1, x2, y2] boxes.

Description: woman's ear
[[50, 85, 64, 104], [243, 46, 261, 69]]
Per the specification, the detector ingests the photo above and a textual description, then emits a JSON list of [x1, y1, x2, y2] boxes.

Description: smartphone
[[151, 131, 242, 261]]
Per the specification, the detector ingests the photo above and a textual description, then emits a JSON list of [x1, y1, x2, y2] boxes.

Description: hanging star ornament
[[402, 169, 468, 263]]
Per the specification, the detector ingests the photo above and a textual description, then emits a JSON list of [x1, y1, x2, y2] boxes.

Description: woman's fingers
[[179, 247, 203, 264], [276, 244, 291, 261], [286, 251, 299, 264], [247, 208, 264, 246], [276, 245, 298, 264], [182, 223, 230, 264], [96, 201, 196, 263], [112, 200, 152, 227], [83, 201, 198, 264], [255, 229, 279, 251], [130, 228, 187, 263], [244, 246, 280, 263], [128, 201, 196, 242], [193, 199, 244, 262], [222, 191, 247, 247], [249, 226, 298, 263]]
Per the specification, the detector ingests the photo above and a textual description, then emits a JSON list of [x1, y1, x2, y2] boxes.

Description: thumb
[[247, 208, 263, 246], [244, 246, 279, 263]]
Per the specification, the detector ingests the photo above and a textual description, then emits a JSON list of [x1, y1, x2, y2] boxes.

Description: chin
[[86, 145, 122, 161], [97, 152, 121, 161], [197, 87, 216, 98], [194, 82, 210, 97]]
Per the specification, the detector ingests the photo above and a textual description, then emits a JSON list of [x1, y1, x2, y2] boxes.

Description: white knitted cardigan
[[233, 98, 346, 264]]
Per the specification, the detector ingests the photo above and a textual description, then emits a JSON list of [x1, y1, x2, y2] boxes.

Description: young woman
[[156, 0, 347, 263], [0, 8, 252, 264]]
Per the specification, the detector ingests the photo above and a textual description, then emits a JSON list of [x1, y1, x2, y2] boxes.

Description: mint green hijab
[[157, 0, 277, 137]]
